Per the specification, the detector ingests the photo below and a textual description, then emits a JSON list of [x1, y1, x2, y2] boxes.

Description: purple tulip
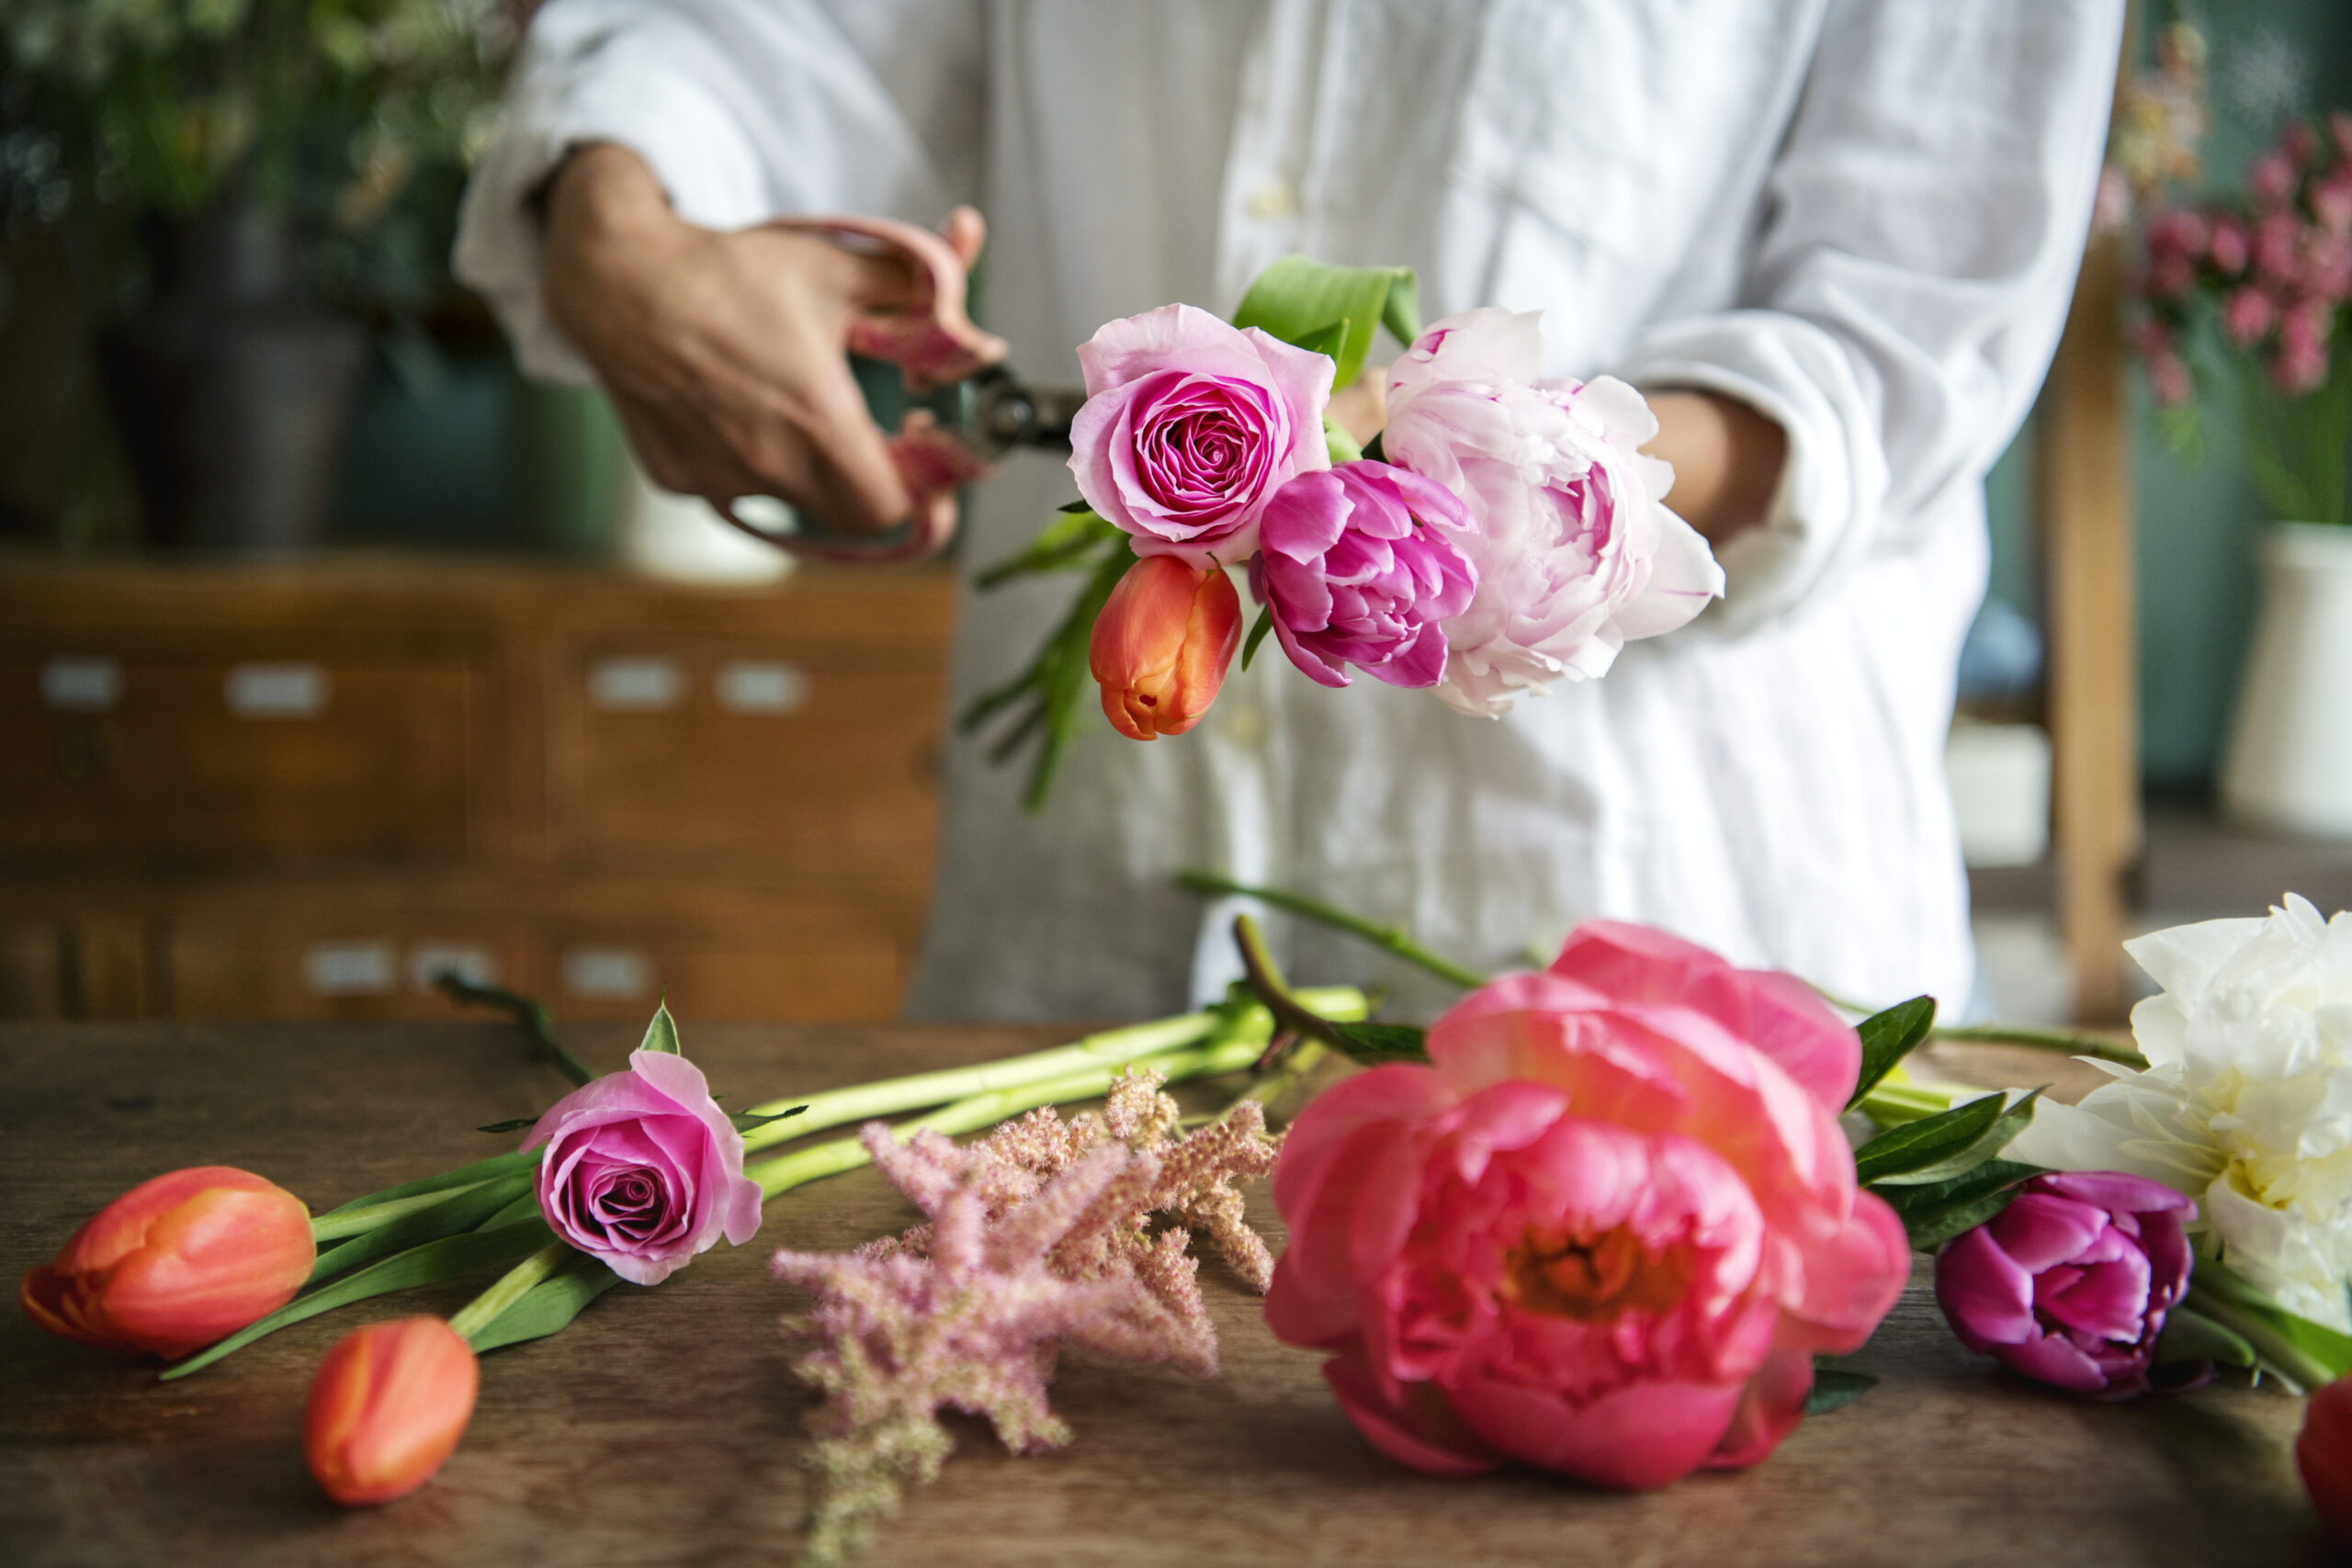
[[524, 1048, 763, 1285], [1935, 1171, 2196, 1398], [1250, 460, 1479, 689]]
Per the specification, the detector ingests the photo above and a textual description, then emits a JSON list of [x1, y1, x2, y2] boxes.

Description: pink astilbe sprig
[[774, 1069, 1283, 1567]]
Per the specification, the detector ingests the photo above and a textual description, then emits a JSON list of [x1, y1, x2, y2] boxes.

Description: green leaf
[[317, 1147, 541, 1218], [639, 998, 682, 1055], [309, 1171, 536, 1286], [467, 1253, 626, 1354], [1380, 273, 1422, 348], [2192, 1263, 2352, 1382], [1232, 255, 1420, 389], [1848, 996, 1936, 1110], [1804, 1365, 1877, 1416], [1057, 499, 1093, 513], [962, 536, 1136, 812], [1867, 1089, 2043, 1188], [2154, 1304, 2258, 1370], [1851, 1094, 2007, 1185], [1876, 1158, 2043, 1214], [477, 1116, 537, 1134], [975, 506, 1123, 589], [1889, 1166, 2041, 1253], [730, 1105, 807, 1133], [1241, 606, 1276, 672], [1329, 1021, 1430, 1066], [161, 1218, 554, 1380], [1323, 412, 1363, 466]]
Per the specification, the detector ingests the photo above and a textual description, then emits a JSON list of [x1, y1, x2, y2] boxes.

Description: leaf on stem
[[1233, 256, 1421, 389], [639, 997, 682, 1055], [1804, 1363, 1876, 1416], [961, 532, 1136, 812], [1852, 1089, 2041, 1187], [1874, 1159, 2044, 1253], [1241, 606, 1275, 671], [477, 1116, 537, 1134], [1848, 996, 1936, 1110], [1328, 1021, 1430, 1066], [309, 1170, 537, 1286], [315, 1147, 543, 1218], [2154, 1304, 2258, 1371], [466, 1252, 625, 1354], [731, 1106, 808, 1133]]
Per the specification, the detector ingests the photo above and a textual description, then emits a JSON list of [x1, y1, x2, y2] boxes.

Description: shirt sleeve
[[453, 0, 984, 386], [1611, 0, 2122, 632]]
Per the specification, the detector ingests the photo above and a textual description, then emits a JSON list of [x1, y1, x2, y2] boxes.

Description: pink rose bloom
[[1380, 310, 1724, 717], [2222, 286, 2278, 347], [525, 1048, 763, 1285], [1935, 1171, 2195, 1399], [1250, 460, 1478, 689], [1069, 303, 1333, 569], [1265, 922, 1908, 1490]]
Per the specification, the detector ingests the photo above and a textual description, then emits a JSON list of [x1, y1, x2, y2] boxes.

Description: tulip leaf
[[2188, 1262, 2352, 1384], [730, 1105, 808, 1133], [467, 1252, 626, 1354], [962, 532, 1136, 813], [308, 1170, 537, 1286], [1232, 255, 1420, 391], [1869, 1089, 2044, 1189], [1803, 1364, 1877, 1416], [639, 998, 682, 1055], [1329, 1021, 1430, 1066], [1241, 606, 1276, 672], [1887, 1162, 2042, 1253], [1850, 1093, 2008, 1185], [975, 505, 1121, 589], [1847, 996, 1937, 1110], [2154, 1304, 2258, 1371], [318, 1147, 542, 1218], [478, 1116, 537, 1134], [160, 1218, 555, 1381]]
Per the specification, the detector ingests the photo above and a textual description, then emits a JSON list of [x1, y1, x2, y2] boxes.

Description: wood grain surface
[[0, 1021, 2328, 1567]]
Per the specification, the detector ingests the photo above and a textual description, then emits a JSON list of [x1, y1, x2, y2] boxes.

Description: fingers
[[938, 205, 987, 269]]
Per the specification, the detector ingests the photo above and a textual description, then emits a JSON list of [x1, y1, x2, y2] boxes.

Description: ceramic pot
[[2221, 522, 2352, 838], [98, 209, 368, 552]]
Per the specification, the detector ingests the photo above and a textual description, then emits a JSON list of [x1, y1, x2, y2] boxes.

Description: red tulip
[[306, 1316, 481, 1506], [20, 1165, 315, 1359], [1089, 554, 1242, 739], [2300, 1373, 2352, 1546]]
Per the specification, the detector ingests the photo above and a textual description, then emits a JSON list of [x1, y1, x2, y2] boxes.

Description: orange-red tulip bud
[[306, 1316, 481, 1506], [20, 1165, 315, 1359], [1089, 555, 1242, 740], [2301, 1373, 2352, 1546]]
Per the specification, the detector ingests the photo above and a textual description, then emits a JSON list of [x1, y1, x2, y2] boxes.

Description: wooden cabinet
[[0, 554, 956, 1023]]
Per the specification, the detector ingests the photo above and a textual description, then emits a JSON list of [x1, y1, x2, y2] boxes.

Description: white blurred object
[[2222, 524, 2352, 839], [1944, 720, 2051, 868], [614, 450, 793, 585]]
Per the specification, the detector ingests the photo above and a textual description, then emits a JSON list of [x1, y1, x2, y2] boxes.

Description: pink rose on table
[[1265, 921, 1907, 1490], [1934, 1171, 2195, 1399], [1069, 303, 1333, 569], [526, 1047, 763, 1285], [1379, 309, 1724, 716], [1250, 460, 1478, 689]]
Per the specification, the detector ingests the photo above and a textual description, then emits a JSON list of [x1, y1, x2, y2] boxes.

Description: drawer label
[[561, 946, 651, 998], [40, 656, 123, 712], [588, 657, 684, 711], [305, 942, 395, 995], [227, 662, 330, 718], [718, 660, 809, 715]]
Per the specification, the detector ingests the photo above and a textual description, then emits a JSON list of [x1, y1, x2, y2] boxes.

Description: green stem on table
[[448, 1242, 570, 1346], [1232, 1039, 1329, 1116], [1233, 914, 1347, 1059], [1923, 1023, 2146, 1068], [436, 973, 594, 1089], [1853, 1080, 1964, 1126], [312, 1179, 511, 1243], [2184, 1280, 2335, 1393], [1176, 870, 1490, 991], [735, 988, 1366, 1155]]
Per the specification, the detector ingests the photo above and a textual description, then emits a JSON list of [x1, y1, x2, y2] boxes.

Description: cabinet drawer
[[166, 920, 533, 1022], [554, 638, 942, 879], [2, 653, 480, 868]]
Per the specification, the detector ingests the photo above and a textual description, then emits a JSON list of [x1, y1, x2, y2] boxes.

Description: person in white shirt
[[457, 0, 2124, 1021]]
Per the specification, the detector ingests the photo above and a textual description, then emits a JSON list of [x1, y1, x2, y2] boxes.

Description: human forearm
[[1639, 390, 1786, 547]]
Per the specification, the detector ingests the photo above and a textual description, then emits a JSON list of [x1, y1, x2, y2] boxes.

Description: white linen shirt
[[457, 0, 2121, 1021]]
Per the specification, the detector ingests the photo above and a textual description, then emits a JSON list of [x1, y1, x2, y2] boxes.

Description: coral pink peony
[[1069, 304, 1333, 569], [526, 1046, 763, 1285], [1379, 310, 1723, 716], [1265, 921, 1907, 1489]]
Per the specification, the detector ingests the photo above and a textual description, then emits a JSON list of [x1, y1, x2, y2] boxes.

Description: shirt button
[[1245, 180, 1297, 220]]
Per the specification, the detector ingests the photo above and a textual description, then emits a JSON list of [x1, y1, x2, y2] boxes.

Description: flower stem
[[736, 988, 1366, 1154], [1921, 1023, 2147, 1068], [448, 1242, 570, 1346], [1176, 870, 1490, 990]]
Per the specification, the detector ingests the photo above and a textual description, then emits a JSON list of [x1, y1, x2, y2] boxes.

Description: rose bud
[[1935, 1171, 2196, 1399], [1089, 554, 1241, 740], [2299, 1374, 2352, 1547], [306, 1316, 481, 1506], [20, 1166, 315, 1359]]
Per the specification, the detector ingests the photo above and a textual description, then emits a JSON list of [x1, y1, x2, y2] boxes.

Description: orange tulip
[[2301, 1373, 2352, 1546], [20, 1165, 315, 1359], [1089, 555, 1242, 740], [306, 1316, 481, 1506]]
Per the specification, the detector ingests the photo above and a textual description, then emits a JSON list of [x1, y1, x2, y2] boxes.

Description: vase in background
[[98, 210, 368, 553], [2221, 523, 2352, 838]]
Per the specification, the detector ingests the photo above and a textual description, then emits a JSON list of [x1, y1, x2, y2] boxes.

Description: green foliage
[[1326, 1021, 1430, 1066], [1240, 606, 1275, 671], [1872, 1159, 2043, 1253], [308, 1168, 535, 1284], [467, 1251, 624, 1353], [1232, 256, 1422, 389], [1848, 996, 1936, 1110], [1851, 1089, 2042, 1188], [1803, 1363, 1877, 1416], [639, 998, 682, 1055]]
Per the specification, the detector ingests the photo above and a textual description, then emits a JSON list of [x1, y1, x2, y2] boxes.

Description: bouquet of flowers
[[966, 257, 1724, 806]]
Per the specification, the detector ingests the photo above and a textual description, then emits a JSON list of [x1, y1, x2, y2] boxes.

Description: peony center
[[1499, 1224, 1692, 1324]]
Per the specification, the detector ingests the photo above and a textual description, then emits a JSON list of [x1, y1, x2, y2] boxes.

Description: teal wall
[[1984, 1, 2352, 790]]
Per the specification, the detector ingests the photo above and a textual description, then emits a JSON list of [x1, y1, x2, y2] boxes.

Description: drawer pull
[[561, 946, 651, 998], [304, 942, 395, 996], [408, 944, 498, 993], [587, 657, 684, 711], [40, 656, 122, 712], [717, 660, 809, 715], [227, 662, 330, 718]]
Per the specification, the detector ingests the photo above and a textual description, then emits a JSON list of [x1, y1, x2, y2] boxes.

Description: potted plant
[[2132, 104, 2352, 838], [1, 1, 511, 551]]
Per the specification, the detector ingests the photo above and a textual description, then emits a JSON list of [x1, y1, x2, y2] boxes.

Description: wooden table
[[0, 1022, 2327, 1567]]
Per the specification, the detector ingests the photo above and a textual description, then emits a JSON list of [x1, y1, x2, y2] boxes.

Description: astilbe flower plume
[[772, 1070, 1282, 1566]]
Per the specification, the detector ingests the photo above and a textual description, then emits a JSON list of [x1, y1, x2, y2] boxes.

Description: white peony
[[2009, 895, 2352, 1330]]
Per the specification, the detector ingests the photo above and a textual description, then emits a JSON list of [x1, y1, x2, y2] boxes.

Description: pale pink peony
[[1379, 310, 1723, 717], [1264, 920, 1908, 1490], [1069, 304, 1333, 569]]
